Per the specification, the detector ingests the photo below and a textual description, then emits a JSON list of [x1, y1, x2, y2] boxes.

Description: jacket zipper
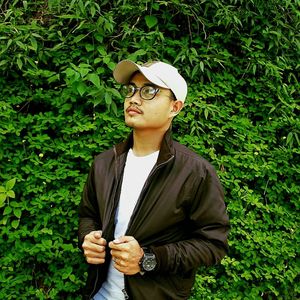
[[126, 155, 175, 231], [88, 267, 99, 299], [120, 155, 174, 299], [122, 286, 129, 299]]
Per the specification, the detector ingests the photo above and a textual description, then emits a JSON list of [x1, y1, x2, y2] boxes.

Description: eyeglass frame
[[121, 83, 161, 100]]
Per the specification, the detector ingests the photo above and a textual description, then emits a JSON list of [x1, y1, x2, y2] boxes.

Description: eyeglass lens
[[121, 84, 158, 100]]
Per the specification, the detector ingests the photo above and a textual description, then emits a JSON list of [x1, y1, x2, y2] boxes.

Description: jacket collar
[[114, 127, 175, 165]]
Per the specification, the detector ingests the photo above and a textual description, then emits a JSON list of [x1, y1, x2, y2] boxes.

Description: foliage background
[[0, 0, 299, 299]]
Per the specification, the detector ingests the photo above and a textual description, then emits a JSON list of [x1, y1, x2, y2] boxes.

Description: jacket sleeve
[[78, 161, 102, 250], [150, 164, 230, 274]]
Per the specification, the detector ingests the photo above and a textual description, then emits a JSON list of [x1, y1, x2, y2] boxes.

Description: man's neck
[[132, 129, 167, 157]]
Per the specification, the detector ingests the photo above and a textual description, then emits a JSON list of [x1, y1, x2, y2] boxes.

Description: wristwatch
[[139, 247, 157, 273]]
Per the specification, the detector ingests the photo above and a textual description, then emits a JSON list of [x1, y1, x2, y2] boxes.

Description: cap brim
[[113, 60, 140, 84], [113, 60, 169, 89]]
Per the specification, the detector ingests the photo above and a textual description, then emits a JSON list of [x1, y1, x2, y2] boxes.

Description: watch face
[[142, 254, 156, 271]]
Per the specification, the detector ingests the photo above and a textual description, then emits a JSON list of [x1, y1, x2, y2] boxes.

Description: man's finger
[[113, 236, 135, 244], [86, 257, 105, 265], [83, 241, 106, 254], [92, 230, 102, 239], [109, 236, 135, 249], [87, 231, 104, 243], [86, 236, 107, 246], [85, 249, 106, 259]]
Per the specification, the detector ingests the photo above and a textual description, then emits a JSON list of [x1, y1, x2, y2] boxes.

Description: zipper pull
[[122, 288, 129, 299]]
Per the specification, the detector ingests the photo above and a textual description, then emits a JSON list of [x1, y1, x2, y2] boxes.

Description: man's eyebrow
[[144, 83, 157, 87]]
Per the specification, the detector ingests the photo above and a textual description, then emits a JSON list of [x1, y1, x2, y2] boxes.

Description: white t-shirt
[[94, 149, 159, 300]]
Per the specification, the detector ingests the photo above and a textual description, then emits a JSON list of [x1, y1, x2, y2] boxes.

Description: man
[[78, 60, 230, 300]]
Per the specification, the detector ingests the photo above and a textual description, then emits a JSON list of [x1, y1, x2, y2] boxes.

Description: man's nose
[[129, 91, 142, 105]]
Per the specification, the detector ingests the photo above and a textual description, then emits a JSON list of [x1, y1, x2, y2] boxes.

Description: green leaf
[[1, 216, 8, 225], [200, 61, 204, 72], [0, 193, 6, 207], [73, 34, 87, 43], [85, 44, 94, 52], [94, 57, 102, 64], [11, 219, 20, 229], [3, 206, 12, 215], [286, 132, 293, 146], [87, 73, 101, 88], [0, 60, 8, 67], [204, 108, 209, 119], [13, 208, 22, 218], [133, 49, 146, 57], [107, 62, 115, 70], [76, 82, 87, 96], [294, 133, 300, 146], [0, 186, 5, 193], [48, 74, 60, 83], [16, 41, 27, 50], [69, 274, 76, 282], [7, 190, 15, 198], [58, 14, 84, 19], [145, 15, 158, 29], [41, 228, 53, 235], [103, 56, 110, 65], [62, 266, 72, 279], [111, 100, 118, 116], [105, 93, 112, 105], [30, 38, 38, 52], [6, 178, 16, 190], [64, 67, 77, 78], [7, 39, 13, 48], [42, 239, 53, 248], [17, 58, 23, 70], [97, 46, 107, 56], [10, 201, 21, 208], [79, 67, 90, 78]]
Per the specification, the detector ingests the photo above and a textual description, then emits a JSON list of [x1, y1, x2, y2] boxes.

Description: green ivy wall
[[0, 0, 299, 299]]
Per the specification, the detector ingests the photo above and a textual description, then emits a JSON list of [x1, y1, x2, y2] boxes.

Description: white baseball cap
[[113, 60, 188, 102]]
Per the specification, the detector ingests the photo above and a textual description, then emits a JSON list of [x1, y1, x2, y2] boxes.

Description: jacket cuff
[[150, 245, 169, 273]]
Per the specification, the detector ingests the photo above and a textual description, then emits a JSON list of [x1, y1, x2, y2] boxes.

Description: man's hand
[[82, 230, 107, 264], [109, 236, 144, 275]]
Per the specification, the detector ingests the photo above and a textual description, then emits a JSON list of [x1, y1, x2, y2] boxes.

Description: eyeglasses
[[120, 84, 160, 100]]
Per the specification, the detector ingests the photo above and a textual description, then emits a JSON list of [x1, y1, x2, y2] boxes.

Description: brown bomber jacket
[[78, 129, 230, 299]]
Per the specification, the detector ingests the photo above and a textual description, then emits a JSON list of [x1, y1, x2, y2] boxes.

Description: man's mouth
[[126, 106, 143, 114]]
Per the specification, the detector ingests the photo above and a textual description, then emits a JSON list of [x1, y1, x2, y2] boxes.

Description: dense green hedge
[[0, 0, 299, 299]]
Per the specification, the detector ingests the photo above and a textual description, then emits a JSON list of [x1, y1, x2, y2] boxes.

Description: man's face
[[123, 72, 176, 132]]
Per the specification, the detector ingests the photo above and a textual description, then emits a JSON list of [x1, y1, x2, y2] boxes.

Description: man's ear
[[171, 100, 184, 116]]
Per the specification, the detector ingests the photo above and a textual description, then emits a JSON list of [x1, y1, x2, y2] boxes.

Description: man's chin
[[124, 117, 141, 129]]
